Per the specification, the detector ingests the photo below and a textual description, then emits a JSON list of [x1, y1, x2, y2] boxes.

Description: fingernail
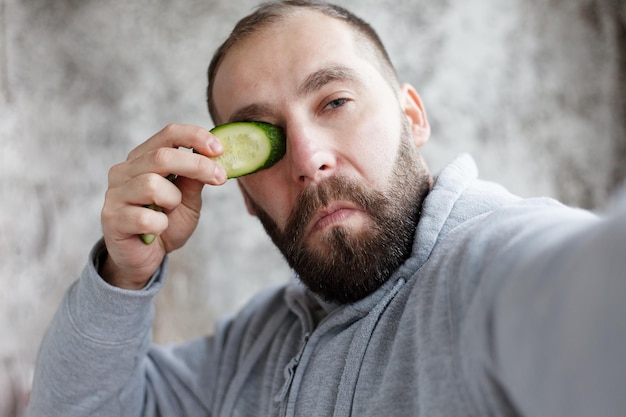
[[210, 139, 223, 154], [215, 165, 227, 182]]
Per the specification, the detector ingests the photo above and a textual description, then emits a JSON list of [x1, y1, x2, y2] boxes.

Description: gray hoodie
[[28, 155, 626, 417]]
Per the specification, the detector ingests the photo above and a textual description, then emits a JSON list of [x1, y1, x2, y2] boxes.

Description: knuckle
[[136, 210, 153, 230], [190, 125, 207, 140], [126, 144, 145, 161], [151, 147, 172, 167], [142, 172, 162, 192], [134, 174, 165, 203], [107, 162, 125, 185], [100, 205, 114, 225], [161, 123, 179, 136], [101, 204, 126, 236], [102, 188, 122, 217], [126, 148, 137, 161]]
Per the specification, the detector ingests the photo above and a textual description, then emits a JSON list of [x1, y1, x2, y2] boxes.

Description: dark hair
[[206, 0, 398, 124]]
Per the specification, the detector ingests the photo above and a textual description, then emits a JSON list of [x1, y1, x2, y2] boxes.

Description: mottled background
[[1, 0, 624, 415]]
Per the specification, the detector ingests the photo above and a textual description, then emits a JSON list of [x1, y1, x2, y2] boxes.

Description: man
[[28, 1, 626, 416]]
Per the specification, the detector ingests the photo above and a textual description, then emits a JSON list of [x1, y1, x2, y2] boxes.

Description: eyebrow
[[228, 65, 362, 123], [228, 103, 274, 123], [298, 65, 361, 97]]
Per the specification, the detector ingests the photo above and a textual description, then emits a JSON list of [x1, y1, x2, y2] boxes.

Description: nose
[[285, 122, 337, 186]]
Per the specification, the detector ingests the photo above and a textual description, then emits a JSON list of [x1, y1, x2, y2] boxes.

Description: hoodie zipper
[[332, 278, 406, 417], [275, 332, 310, 417]]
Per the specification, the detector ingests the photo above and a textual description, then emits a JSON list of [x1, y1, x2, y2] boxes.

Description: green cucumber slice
[[140, 122, 285, 244], [208, 121, 286, 178]]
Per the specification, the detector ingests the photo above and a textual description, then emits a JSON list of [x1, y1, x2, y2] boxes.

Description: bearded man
[[29, 2, 626, 417]]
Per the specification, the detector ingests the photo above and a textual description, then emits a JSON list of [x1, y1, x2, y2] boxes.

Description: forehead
[[212, 10, 381, 122]]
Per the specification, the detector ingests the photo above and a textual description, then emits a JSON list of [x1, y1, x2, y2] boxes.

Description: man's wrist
[[96, 246, 152, 291]]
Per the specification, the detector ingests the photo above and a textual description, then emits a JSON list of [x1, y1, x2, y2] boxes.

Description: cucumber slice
[[140, 122, 285, 244], [208, 121, 286, 178]]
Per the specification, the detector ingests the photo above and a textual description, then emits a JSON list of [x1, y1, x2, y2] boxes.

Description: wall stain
[[579, 1, 602, 34]]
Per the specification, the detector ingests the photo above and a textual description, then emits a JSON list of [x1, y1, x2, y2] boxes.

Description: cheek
[[239, 171, 291, 227], [350, 116, 402, 185]]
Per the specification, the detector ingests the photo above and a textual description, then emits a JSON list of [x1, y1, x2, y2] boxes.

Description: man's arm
[[28, 124, 228, 416], [463, 190, 626, 416], [28, 241, 164, 416]]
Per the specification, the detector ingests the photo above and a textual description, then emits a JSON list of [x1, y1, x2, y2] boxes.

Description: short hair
[[206, 0, 399, 124]]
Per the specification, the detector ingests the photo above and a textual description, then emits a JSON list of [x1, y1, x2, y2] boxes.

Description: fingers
[[103, 123, 223, 245], [128, 123, 222, 162], [112, 172, 182, 211], [113, 124, 227, 187], [102, 201, 169, 241], [102, 173, 173, 237], [109, 149, 224, 190]]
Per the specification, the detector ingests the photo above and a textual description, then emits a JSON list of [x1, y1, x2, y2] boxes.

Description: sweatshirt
[[28, 154, 626, 417]]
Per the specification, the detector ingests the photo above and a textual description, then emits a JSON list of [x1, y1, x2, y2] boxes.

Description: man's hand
[[100, 124, 227, 289]]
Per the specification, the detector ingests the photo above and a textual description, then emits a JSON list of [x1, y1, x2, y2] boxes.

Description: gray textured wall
[[1, 0, 624, 414]]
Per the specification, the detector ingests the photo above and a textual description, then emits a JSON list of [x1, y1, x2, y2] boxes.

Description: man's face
[[212, 10, 432, 303]]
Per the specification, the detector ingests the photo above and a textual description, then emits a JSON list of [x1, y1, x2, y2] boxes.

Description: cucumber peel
[[139, 122, 286, 244]]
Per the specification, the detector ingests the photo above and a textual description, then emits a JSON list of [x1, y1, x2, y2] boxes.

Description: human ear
[[237, 180, 257, 216], [399, 84, 430, 147]]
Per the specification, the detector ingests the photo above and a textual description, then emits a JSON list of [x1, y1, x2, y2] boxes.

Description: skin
[[100, 10, 430, 290]]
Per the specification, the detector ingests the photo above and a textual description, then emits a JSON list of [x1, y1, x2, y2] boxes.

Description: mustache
[[285, 175, 386, 242]]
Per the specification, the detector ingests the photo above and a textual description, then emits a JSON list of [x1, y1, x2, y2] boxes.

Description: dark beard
[[243, 122, 432, 304]]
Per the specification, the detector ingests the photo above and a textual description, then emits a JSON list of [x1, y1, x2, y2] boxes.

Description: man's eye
[[325, 98, 347, 110]]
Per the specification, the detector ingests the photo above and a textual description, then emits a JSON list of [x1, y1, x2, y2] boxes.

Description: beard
[[243, 119, 433, 304]]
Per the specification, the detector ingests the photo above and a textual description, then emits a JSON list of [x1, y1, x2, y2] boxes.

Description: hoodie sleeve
[[27, 237, 294, 417], [28, 240, 167, 417], [461, 190, 626, 417]]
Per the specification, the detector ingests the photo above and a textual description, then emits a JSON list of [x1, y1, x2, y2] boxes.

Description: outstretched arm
[[463, 190, 626, 416]]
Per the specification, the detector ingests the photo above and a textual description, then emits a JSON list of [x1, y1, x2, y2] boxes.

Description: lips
[[308, 202, 364, 235]]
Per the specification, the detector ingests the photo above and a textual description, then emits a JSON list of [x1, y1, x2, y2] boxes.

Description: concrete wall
[[1, 0, 624, 414]]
